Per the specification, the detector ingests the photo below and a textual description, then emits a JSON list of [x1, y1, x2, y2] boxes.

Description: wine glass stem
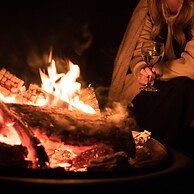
[[147, 75, 152, 87]]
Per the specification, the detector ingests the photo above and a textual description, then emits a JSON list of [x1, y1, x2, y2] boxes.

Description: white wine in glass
[[140, 41, 164, 92]]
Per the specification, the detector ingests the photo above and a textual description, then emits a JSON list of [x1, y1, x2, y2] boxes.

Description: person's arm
[[156, 33, 194, 80], [129, 14, 156, 86], [129, 14, 153, 77]]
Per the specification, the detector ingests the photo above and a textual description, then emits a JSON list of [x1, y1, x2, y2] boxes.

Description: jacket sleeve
[[157, 32, 194, 80], [129, 14, 153, 77]]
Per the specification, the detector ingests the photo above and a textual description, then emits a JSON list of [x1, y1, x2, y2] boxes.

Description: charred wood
[[0, 101, 136, 158], [71, 144, 115, 170], [0, 142, 31, 168], [87, 151, 132, 172]]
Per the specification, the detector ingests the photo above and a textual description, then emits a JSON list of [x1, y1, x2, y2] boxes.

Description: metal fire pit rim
[[0, 147, 191, 185]]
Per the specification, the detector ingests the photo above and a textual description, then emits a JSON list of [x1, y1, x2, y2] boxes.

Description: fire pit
[[0, 143, 192, 194], [0, 59, 192, 193]]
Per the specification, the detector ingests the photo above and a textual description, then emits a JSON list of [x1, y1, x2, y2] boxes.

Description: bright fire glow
[[33, 129, 95, 171], [39, 60, 96, 114], [0, 124, 21, 145], [0, 110, 21, 145], [0, 58, 96, 114], [0, 53, 99, 170]]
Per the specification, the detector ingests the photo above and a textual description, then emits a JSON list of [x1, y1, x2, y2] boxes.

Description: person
[[108, 0, 194, 159]]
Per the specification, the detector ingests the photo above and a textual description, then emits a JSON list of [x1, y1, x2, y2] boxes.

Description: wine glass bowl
[[140, 41, 164, 92]]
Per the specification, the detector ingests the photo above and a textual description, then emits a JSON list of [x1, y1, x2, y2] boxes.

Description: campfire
[[0, 55, 140, 172]]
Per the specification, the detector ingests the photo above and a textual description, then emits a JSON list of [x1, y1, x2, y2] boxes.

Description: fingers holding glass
[[138, 67, 156, 86], [140, 41, 164, 92]]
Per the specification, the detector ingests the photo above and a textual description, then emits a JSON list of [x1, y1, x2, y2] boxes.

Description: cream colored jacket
[[108, 0, 194, 106]]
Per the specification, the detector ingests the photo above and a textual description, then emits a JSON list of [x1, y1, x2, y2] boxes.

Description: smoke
[[101, 101, 138, 131]]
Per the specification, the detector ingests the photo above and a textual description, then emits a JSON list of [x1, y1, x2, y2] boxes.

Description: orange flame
[[39, 59, 96, 114]]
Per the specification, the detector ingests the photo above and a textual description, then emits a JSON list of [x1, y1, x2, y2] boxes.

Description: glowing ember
[[34, 129, 97, 171], [0, 123, 21, 145], [0, 110, 21, 145]]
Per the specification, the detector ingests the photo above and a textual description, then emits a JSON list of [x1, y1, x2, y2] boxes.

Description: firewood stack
[[0, 68, 100, 112], [0, 68, 46, 105], [0, 68, 137, 171]]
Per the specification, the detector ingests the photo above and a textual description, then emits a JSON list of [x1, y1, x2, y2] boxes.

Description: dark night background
[[0, 0, 139, 90]]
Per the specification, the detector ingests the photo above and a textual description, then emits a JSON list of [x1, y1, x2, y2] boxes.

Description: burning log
[[0, 101, 136, 158]]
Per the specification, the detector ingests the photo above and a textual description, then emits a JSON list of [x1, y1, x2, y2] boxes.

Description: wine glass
[[140, 41, 164, 92]]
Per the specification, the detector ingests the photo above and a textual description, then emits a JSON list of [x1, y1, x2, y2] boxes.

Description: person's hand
[[137, 67, 156, 86]]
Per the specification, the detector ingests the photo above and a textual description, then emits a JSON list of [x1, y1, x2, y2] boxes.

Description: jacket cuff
[[132, 61, 147, 77]]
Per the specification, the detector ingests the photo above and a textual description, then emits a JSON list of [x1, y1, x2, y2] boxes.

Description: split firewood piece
[[15, 84, 47, 105], [2, 102, 136, 158], [79, 87, 100, 114], [0, 68, 25, 97]]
